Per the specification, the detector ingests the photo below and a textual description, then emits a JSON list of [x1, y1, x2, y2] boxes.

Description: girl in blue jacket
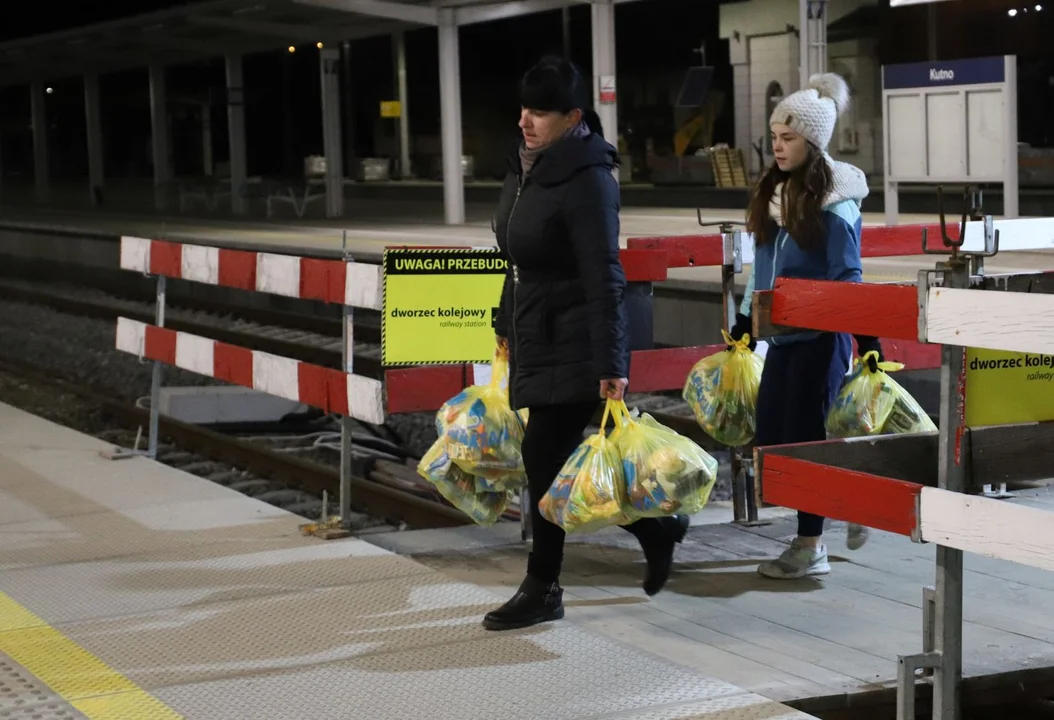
[[731, 73, 884, 579]]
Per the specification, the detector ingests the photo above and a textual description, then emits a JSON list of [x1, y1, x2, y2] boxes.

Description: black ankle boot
[[482, 575, 565, 631], [641, 514, 690, 596]]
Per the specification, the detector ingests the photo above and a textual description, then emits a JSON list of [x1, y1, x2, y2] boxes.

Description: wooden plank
[[712, 522, 1054, 678], [751, 422, 1054, 494], [570, 596, 853, 701], [384, 364, 469, 414], [971, 421, 1054, 485], [765, 278, 920, 341], [628, 344, 723, 393], [754, 434, 939, 487], [626, 234, 725, 268], [919, 486, 1054, 573], [760, 455, 922, 537], [981, 271, 1054, 294], [961, 216, 1054, 253], [683, 525, 939, 673], [384, 343, 731, 414], [619, 248, 668, 282], [926, 286, 1054, 354], [880, 338, 942, 370], [627, 224, 951, 270]]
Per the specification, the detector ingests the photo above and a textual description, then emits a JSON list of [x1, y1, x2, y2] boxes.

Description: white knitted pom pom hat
[[769, 73, 851, 151]]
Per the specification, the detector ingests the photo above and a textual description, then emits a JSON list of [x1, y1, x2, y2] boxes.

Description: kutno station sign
[[881, 55, 1018, 224], [382, 247, 505, 366]]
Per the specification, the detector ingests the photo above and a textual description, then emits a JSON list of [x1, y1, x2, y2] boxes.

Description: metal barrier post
[[101, 272, 167, 461], [709, 222, 769, 527], [720, 228, 747, 524], [900, 190, 997, 720], [340, 232, 355, 531], [930, 256, 968, 720], [146, 274, 166, 459], [896, 190, 993, 719]]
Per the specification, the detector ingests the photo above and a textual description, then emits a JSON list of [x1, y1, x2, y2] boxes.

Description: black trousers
[[523, 401, 667, 583], [754, 334, 848, 538]]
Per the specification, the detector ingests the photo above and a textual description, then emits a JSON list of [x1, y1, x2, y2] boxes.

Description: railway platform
[[6, 391, 1054, 718], [0, 399, 816, 720], [7, 202, 1053, 288]]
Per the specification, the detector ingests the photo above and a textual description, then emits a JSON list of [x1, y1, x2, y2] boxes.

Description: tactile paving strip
[[0, 653, 86, 720]]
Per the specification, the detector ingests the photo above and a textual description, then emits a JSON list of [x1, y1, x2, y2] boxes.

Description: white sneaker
[[758, 541, 830, 579], [847, 523, 870, 551]]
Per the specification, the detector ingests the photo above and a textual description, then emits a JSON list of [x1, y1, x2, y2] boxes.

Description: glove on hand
[[728, 313, 757, 352], [855, 335, 884, 373]]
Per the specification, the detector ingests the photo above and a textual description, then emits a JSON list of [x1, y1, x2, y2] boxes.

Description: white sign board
[[882, 55, 1018, 224]]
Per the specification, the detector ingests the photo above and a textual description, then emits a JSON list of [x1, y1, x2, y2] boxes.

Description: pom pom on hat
[[770, 72, 851, 152], [807, 72, 850, 116]]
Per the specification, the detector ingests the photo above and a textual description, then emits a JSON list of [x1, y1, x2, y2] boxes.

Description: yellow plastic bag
[[611, 401, 720, 519], [539, 400, 630, 534], [417, 438, 511, 526], [682, 330, 764, 447], [438, 347, 526, 490], [826, 351, 937, 438]]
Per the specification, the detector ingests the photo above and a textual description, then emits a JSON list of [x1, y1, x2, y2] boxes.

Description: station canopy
[[0, 0, 506, 87]]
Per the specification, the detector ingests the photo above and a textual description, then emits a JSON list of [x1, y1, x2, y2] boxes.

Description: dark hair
[[745, 142, 832, 251], [519, 56, 604, 136]]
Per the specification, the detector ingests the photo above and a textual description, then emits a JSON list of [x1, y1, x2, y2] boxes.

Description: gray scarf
[[519, 121, 590, 176]]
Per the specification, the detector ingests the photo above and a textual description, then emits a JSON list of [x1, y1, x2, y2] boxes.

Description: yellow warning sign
[[380, 100, 402, 118], [382, 248, 506, 366], [965, 348, 1054, 427]]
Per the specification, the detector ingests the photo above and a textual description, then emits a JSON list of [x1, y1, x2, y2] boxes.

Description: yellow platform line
[[0, 591, 181, 719]]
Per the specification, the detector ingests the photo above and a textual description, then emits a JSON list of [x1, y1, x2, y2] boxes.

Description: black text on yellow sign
[[965, 348, 1054, 426], [382, 248, 507, 366]]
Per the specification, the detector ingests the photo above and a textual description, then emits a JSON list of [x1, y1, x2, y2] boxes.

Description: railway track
[[0, 273, 735, 530]]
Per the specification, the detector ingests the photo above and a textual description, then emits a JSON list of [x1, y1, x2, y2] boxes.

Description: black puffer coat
[[493, 131, 630, 410]]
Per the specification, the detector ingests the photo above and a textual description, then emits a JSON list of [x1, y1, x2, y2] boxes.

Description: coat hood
[[823, 154, 869, 208]]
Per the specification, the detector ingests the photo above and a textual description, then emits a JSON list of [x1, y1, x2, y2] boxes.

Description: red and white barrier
[[918, 487, 1054, 573], [759, 456, 1054, 575], [384, 219, 984, 415], [761, 455, 923, 538], [763, 277, 1054, 355], [385, 336, 941, 414], [925, 286, 1054, 355], [115, 317, 384, 424], [120, 236, 384, 310], [628, 217, 1054, 268]]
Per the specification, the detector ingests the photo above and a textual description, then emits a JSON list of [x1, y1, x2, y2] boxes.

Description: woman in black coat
[[483, 57, 689, 632]]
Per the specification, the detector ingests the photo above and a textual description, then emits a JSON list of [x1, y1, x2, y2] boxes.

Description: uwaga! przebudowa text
[[385, 250, 506, 330]]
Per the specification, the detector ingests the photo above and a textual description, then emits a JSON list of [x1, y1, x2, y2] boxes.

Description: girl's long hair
[[745, 143, 833, 251]]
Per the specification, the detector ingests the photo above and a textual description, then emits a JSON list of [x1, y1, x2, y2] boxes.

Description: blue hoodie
[[739, 156, 870, 349]]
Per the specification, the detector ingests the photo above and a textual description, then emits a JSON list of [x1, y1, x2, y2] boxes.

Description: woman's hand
[[599, 378, 629, 401], [496, 335, 509, 357]]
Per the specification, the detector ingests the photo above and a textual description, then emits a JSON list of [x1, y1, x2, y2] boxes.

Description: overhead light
[[1037, 4, 1043, 10], [288, 45, 296, 53], [316, 41, 323, 49], [1009, 8, 1018, 15], [45, 87, 53, 94]]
